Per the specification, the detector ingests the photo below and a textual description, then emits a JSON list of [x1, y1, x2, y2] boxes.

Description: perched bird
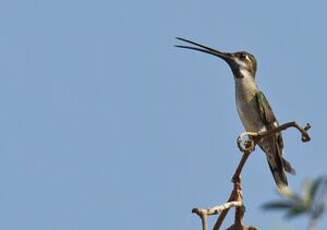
[[175, 37, 295, 190]]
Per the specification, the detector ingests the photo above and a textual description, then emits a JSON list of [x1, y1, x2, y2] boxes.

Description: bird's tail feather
[[282, 157, 296, 175], [267, 154, 288, 189]]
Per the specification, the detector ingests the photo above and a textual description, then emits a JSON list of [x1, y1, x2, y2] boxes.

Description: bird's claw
[[237, 132, 256, 153]]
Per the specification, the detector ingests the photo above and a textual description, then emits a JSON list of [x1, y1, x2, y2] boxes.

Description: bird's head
[[175, 37, 257, 79]]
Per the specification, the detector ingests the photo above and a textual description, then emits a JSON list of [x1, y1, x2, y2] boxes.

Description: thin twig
[[253, 122, 311, 143], [192, 200, 244, 230], [232, 151, 252, 183], [212, 190, 237, 230], [192, 209, 208, 230], [201, 214, 208, 230], [233, 184, 244, 227], [213, 154, 250, 230], [192, 201, 243, 217]]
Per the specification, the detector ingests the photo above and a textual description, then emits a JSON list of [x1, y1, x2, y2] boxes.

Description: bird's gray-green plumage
[[175, 37, 295, 189]]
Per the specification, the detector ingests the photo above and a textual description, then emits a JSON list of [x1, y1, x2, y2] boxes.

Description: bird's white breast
[[234, 71, 265, 132]]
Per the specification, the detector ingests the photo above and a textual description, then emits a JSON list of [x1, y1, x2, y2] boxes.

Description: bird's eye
[[239, 53, 246, 59]]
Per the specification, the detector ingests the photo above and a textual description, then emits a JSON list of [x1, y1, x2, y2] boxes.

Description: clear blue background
[[0, 0, 326, 229]]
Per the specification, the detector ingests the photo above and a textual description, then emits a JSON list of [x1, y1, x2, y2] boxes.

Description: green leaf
[[286, 206, 308, 218], [262, 201, 293, 210], [309, 177, 325, 201]]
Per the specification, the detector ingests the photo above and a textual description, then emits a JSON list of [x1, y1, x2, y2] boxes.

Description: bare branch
[[253, 122, 311, 143], [193, 201, 243, 217], [212, 189, 237, 230], [192, 201, 243, 230], [192, 121, 311, 230], [232, 151, 252, 183], [213, 178, 246, 230]]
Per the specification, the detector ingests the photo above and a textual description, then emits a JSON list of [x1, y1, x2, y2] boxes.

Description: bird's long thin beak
[[175, 37, 233, 63]]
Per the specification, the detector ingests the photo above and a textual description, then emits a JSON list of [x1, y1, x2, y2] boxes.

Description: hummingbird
[[175, 37, 295, 190]]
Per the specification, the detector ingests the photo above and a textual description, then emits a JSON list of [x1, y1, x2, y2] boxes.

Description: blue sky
[[0, 0, 326, 229]]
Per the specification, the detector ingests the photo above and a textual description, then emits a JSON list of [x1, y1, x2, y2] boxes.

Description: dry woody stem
[[192, 121, 311, 230]]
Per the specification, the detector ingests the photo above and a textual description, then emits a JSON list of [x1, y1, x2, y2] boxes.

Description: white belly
[[234, 72, 266, 132], [236, 93, 265, 133]]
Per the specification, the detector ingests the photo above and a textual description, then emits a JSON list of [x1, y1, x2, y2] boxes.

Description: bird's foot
[[237, 132, 256, 153]]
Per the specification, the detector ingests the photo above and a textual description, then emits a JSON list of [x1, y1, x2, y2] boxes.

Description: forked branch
[[192, 121, 311, 230]]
